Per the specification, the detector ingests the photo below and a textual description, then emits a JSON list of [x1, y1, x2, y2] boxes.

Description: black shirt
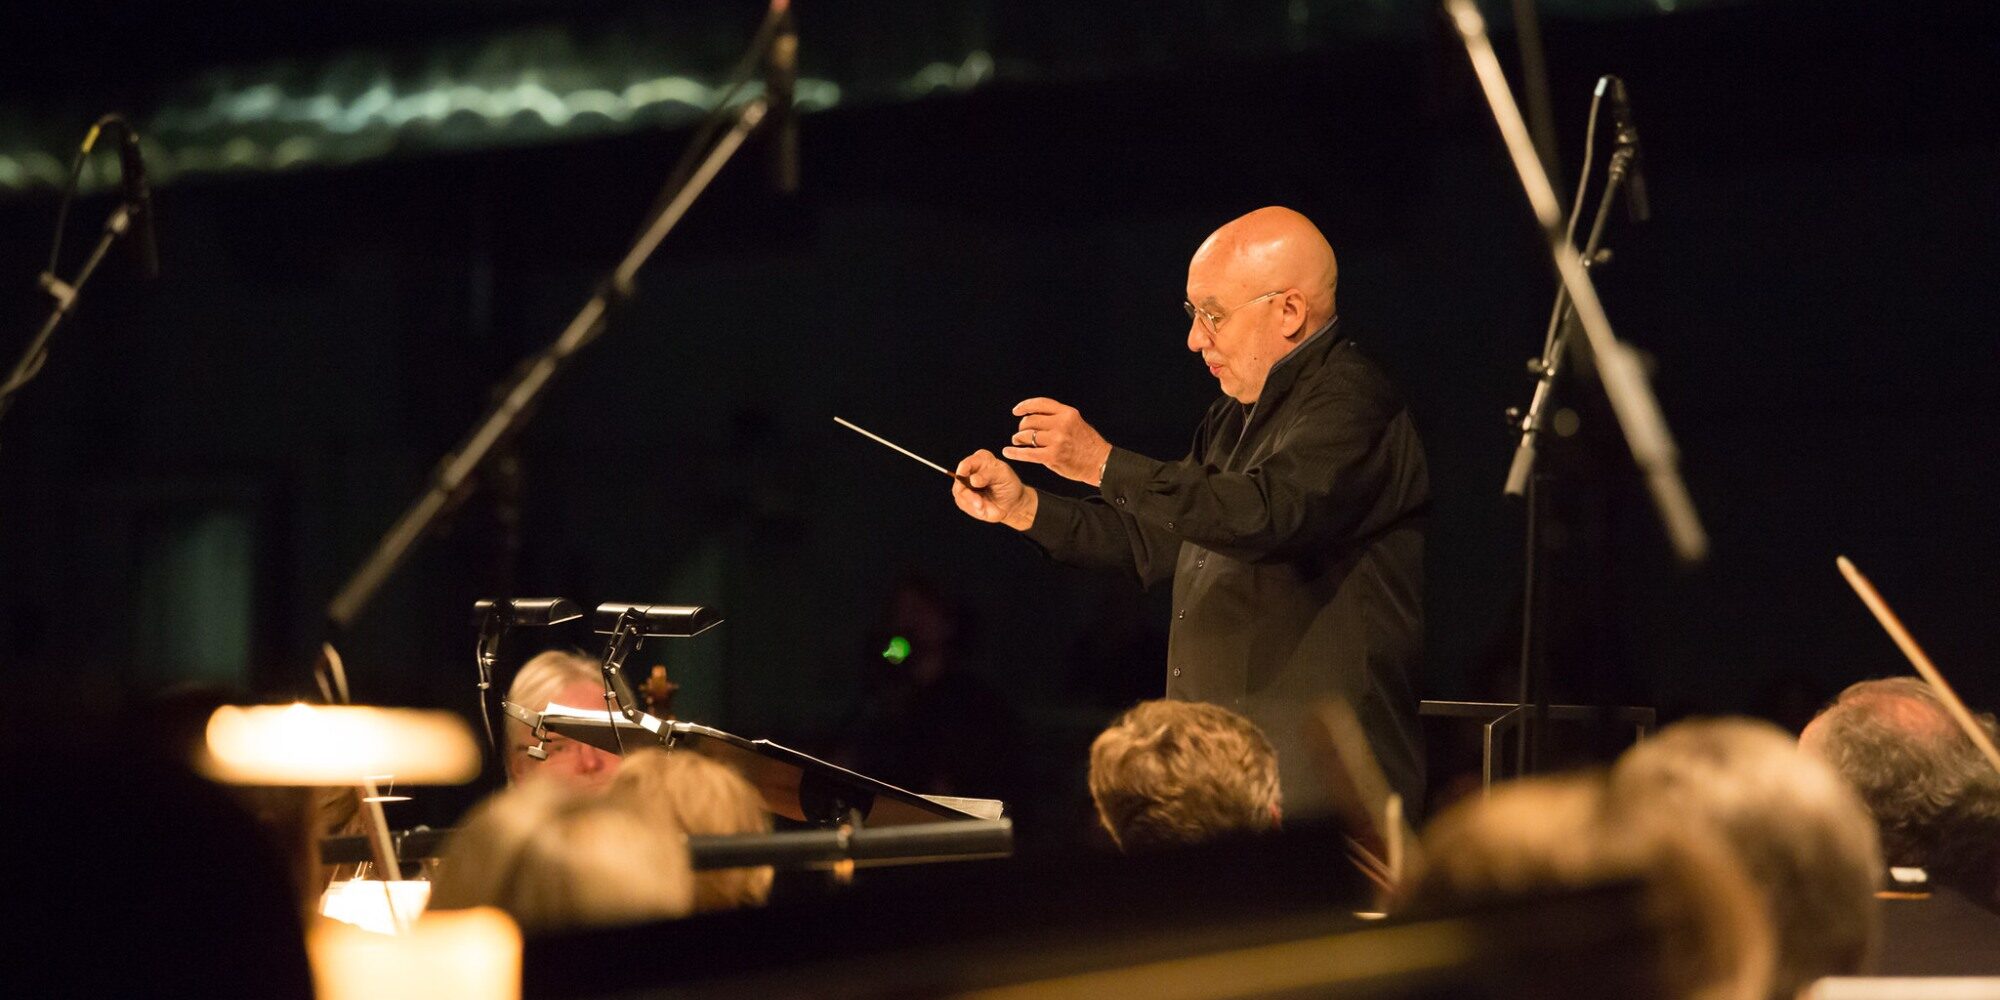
[[1025, 318, 1429, 815]]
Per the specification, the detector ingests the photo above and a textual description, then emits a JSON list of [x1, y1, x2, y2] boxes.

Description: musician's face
[[508, 679, 622, 793]]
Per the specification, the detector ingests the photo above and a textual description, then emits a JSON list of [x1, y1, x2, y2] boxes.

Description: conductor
[[951, 207, 1429, 817]]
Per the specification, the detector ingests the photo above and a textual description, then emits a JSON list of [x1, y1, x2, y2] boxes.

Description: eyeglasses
[[1183, 290, 1287, 335]]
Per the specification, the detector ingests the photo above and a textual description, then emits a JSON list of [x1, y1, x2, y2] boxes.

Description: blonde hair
[[504, 650, 604, 777], [1610, 717, 1882, 999], [1406, 772, 1773, 1000], [610, 749, 774, 911], [428, 781, 694, 932], [1087, 699, 1281, 852]]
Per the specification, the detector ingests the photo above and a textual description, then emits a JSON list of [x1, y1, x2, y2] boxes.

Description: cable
[[1537, 83, 1608, 360], [47, 115, 126, 278]]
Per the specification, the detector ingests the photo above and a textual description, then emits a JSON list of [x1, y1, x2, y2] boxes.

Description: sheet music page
[[918, 795, 1005, 820]]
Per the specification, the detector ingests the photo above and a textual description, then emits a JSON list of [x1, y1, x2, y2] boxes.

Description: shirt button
[[1166, 520, 1175, 530], [1115, 497, 1127, 505], [1196, 557, 1205, 568], [1176, 610, 1186, 620], [1171, 667, 1182, 678]]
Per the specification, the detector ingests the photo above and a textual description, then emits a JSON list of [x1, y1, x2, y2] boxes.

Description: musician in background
[[1407, 772, 1773, 1000], [1610, 718, 1881, 998], [612, 749, 775, 912], [1801, 678, 2000, 889], [952, 207, 1428, 817], [1802, 679, 2000, 973], [429, 779, 694, 932], [1088, 699, 1281, 852], [829, 574, 1028, 813], [505, 649, 622, 792]]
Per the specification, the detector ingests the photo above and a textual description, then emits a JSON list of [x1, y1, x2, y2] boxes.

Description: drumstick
[[1836, 555, 2000, 775], [834, 417, 969, 482]]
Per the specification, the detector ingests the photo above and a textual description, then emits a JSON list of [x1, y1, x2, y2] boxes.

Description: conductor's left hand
[[1004, 397, 1113, 486]]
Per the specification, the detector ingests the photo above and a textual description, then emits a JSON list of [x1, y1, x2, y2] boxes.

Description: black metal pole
[[321, 98, 770, 642], [1512, 145, 1636, 776]]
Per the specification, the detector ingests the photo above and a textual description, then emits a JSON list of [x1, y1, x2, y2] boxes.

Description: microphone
[[114, 123, 160, 278], [593, 603, 723, 638], [766, 0, 799, 194], [1600, 76, 1650, 223]]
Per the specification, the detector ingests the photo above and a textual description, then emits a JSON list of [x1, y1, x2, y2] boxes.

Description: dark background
[[3, 0, 1996, 833]]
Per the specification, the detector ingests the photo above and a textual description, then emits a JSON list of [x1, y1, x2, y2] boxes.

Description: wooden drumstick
[[1836, 555, 2000, 775]]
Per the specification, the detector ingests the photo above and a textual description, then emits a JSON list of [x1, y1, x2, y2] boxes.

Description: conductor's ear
[[1283, 290, 1310, 339]]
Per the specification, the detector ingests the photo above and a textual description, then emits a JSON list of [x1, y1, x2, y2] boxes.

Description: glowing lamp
[[310, 907, 521, 1000], [203, 703, 481, 786]]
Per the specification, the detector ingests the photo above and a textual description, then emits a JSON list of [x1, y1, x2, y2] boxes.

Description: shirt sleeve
[[1019, 493, 1180, 590], [1095, 377, 1416, 564], [1017, 412, 1219, 590]]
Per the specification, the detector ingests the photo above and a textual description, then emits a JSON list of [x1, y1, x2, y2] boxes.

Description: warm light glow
[[310, 907, 521, 1000], [321, 879, 433, 935], [203, 703, 481, 786]]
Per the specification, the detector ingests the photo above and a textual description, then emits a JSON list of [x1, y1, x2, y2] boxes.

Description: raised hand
[[1002, 397, 1113, 485]]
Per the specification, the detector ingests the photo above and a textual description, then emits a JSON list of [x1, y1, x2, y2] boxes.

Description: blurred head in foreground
[[1405, 772, 1772, 1000], [428, 780, 693, 933], [505, 649, 622, 792], [611, 749, 774, 912], [1801, 677, 2000, 895], [1088, 699, 1281, 852], [1611, 717, 1881, 999]]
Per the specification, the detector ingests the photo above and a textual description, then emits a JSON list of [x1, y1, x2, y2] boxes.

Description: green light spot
[[882, 635, 912, 665]]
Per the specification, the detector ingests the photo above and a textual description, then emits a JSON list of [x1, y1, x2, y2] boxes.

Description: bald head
[[1191, 207, 1338, 326], [1184, 208, 1340, 403]]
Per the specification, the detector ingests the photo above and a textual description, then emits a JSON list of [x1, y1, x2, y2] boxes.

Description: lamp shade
[[203, 703, 481, 786]]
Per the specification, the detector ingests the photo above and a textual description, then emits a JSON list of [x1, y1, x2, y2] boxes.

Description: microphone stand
[[0, 204, 135, 443], [322, 97, 769, 652], [314, 3, 791, 711], [1446, 0, 1704, 563], [1505, 140, 1639, 774], [1448, 0, 1707, 780], [3, 113, 157, 449]]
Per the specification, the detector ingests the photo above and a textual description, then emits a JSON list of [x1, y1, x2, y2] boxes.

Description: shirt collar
[[1242, 314, 1342, 412]]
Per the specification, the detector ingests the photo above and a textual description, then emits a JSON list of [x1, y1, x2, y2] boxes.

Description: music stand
[[321, 819, 1015, 872], [509, 701, 1003, 827]]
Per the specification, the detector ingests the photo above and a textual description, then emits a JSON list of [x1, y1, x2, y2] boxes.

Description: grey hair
[[1810, 677, 2000, 869]]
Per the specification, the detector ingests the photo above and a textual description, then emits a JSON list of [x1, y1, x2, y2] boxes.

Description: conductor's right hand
[[953, 450, 1038, 531]]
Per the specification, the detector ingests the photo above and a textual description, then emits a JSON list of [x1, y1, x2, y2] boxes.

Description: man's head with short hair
[[1406, 772, 1773, 1000], [1184, 207, 1339, 404], [428, 780, 694, 933], [505, 650, 622, 792], [1610, 717, 1882, 999], [611, 749, 775, 912], [1800, 677, 2000, 870], [1088, 699, 1281, 852]]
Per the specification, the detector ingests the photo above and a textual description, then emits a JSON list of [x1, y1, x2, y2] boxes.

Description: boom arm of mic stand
[[1446, 0, 1707, 564], [322, 98, 771, 634]]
